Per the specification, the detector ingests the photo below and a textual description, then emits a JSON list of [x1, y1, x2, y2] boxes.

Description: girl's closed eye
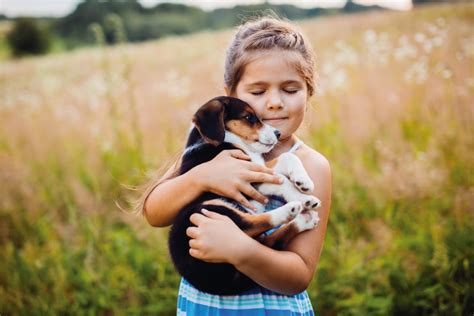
[[284, 88, 299, 94], [250, 88, 299, 96]]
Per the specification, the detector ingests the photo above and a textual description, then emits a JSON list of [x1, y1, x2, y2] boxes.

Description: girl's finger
[[201, 209, 227, 220], [189, 238, 199, 249], [189, 212, 207, 226], [240, 184, 268, 205], [229, 149, 250, 161], [189, 248, 202, 259], [245, 161, 275, 174], [246, 171, 283, 184], [186, 226, 199, 238], [233, 192, 257, 211]]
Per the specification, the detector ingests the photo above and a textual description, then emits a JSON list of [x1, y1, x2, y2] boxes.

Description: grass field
[[0, 3, 473, 315]]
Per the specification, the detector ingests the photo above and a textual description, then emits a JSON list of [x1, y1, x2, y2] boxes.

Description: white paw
[[299, 195, 321, 210], [285, 201, 304, 219], [270, 201, 303, 225], [289, 172, 314, 193], [293, 210, 320, 231]]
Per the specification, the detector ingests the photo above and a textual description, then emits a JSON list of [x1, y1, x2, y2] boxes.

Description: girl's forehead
[[239, 50, 305, 85]]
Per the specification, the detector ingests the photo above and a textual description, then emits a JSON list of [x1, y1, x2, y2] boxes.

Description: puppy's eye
[[245, 114, 258, 124]]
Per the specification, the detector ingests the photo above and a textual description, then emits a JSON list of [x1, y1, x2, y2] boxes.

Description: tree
[[7, 18, 51, 57]]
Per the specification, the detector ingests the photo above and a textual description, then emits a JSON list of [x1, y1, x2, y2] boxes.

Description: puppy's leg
[[257, 177, 321, 210], [259, 210, 320, 249], [270, 152, 314, 193], [202, 199, 303, 238], [239, 201, 304, 238]]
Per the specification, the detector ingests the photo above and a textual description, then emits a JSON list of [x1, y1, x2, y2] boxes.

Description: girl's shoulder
[[294, 143, 331, 177]]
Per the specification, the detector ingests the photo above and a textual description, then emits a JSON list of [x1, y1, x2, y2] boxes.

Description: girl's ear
[[192, 99, 226, 146]]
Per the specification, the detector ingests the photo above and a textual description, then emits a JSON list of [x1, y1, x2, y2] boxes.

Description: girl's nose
[[266, 91, 283, 110]]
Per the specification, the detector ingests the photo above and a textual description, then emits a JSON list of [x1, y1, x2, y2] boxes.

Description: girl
[[140, 16, 331, 315]]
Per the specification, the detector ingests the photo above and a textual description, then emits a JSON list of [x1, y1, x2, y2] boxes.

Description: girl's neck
[[263, 134, 298, 161]]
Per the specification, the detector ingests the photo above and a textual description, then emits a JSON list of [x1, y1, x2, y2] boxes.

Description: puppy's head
[[193, 96, 280, 153]]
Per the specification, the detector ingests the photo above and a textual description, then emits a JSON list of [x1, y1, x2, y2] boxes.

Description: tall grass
[[0, 3, 473, 315]]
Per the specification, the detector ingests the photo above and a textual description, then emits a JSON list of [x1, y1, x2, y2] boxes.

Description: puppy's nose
[[274, 130, 281, 139]]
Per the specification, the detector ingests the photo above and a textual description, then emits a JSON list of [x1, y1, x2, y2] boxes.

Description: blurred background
[[0, 0, 473, 315]]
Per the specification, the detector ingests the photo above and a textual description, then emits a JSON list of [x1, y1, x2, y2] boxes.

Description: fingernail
[[264, 198, 269, 204]]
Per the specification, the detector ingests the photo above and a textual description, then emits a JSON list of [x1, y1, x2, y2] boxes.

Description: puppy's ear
[[192, 99, 226, 146]]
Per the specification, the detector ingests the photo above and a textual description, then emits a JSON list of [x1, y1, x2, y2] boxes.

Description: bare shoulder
[[295, 144, 331, 179]]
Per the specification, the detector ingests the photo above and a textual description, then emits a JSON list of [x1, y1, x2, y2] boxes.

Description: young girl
[[140, 16, 331, 315]]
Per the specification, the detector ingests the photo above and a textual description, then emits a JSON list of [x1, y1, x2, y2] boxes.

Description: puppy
[[168, 96, 320, 295]]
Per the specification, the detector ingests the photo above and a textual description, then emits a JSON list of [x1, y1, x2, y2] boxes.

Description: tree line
[[4, 0, 447, 57]]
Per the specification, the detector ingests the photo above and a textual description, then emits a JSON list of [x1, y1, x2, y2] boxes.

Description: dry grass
[[0, 3, 473, 315]]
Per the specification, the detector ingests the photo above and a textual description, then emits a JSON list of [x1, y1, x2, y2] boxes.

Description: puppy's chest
[[248, 152, 265, 166]]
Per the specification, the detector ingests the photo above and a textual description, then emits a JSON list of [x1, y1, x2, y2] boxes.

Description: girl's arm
[[144, 149, 282, 227], [187, 149, 332, 295]]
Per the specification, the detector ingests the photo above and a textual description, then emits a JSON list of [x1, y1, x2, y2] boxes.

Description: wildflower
[[414, 32, 426, 43], [364, 29, 377, 45]]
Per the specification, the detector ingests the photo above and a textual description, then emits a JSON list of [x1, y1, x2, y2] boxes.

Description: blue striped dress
[[176, 140, 315, 315]]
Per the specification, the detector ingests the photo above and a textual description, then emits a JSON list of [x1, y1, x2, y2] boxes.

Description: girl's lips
[[263, 118, 288, 124]]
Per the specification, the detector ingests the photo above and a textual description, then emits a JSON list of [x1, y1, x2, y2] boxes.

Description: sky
[[0, 0, 413, 18]]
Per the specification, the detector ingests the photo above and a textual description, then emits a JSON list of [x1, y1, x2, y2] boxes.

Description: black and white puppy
[[168, 96, 320, 295]]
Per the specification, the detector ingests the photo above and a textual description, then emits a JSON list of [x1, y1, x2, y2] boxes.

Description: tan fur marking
[[265, 158, 279, 169], [226, 120, 260, 142], [201, 199, 276, 238], [260, 222, 301, 249], [240, 213, 275, 237]]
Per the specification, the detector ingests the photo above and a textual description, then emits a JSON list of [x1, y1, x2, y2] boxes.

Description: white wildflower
[[394, 36, 417, 61], [423, 41, 433, 54], [414, 32, 426, 43], [404, 57, 428, 84], [441, 69, 452, 79], [364, 29, 377, 45]]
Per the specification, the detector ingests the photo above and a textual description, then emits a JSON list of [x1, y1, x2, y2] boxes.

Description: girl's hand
[[189, 149, 282, 211], [186, 209, 252, 264]]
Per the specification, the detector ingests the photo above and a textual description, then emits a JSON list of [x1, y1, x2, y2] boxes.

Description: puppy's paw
[[300, 195, 321, 210], [286, 201, 304, 218], [270, 201, 303, 225], [292, 210, 320, 232], [289, 172, 314, 193]]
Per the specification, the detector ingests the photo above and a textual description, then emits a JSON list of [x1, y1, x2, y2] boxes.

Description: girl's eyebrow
[[245, 80, 303, 87]]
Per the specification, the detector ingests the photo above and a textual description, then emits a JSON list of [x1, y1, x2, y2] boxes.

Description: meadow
[[0, 3, 473, 315]]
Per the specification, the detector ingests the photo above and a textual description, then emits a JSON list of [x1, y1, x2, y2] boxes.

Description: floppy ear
[[192, 99, 226, 146]]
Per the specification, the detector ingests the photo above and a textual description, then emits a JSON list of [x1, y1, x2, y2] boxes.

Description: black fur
[[168, 96, 261, 295]]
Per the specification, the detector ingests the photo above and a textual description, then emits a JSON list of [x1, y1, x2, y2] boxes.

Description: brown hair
[[224, 16, 316, 97]]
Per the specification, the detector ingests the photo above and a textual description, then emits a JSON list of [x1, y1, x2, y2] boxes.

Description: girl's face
[[228, 50, 308, 141]]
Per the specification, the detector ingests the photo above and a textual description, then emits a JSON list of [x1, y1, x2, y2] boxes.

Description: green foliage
[[6, 18, 51, 57], [1, 1, 387, 53], [104, 13, 127, 44], [52, 0, 382, 48]]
